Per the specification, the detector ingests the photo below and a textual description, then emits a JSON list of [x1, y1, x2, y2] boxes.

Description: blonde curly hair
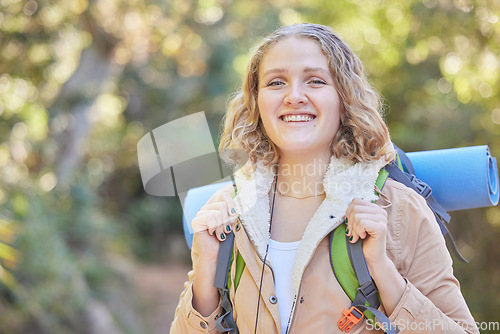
[[219, 23, 394, 170]]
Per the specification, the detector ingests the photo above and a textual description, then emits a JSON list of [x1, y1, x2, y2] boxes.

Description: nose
[[283, 82, 307, 106]]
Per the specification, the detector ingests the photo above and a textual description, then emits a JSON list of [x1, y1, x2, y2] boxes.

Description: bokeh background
[[1, 0, 500, 333]]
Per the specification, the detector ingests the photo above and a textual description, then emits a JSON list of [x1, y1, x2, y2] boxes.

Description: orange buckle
[[338, 306, 364, 332]]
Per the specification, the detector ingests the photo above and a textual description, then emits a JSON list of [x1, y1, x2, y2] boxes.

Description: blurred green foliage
[[1, 0, 499, 332]]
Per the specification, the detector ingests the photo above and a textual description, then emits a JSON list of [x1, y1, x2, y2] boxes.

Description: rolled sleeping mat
[[406, 145, 499, 212]]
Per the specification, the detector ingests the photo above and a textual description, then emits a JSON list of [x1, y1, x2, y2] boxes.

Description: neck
[[276, 151, 332, 197]]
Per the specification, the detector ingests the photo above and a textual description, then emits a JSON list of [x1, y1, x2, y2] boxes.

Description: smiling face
[[257, 37, 342, 160]]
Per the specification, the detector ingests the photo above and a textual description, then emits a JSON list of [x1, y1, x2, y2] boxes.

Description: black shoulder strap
[[393, 144, 415, 174], [214, 232, 239, 333]]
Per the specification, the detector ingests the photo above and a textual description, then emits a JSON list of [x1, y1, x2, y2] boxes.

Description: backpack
[[213, 146, 461, 334], [178, 145, 498, 334]]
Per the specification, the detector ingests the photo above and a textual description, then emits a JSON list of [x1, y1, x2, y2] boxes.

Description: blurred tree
[[0, 0, 499, 332]]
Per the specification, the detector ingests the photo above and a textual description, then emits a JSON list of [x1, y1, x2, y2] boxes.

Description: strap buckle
[[408, 174, 432, 199], [357, 281, 378, 302], [216, 289, 238, 333], [338, 306, 364, 332]]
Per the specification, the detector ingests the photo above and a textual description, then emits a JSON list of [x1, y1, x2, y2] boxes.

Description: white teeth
[[282, 115, 314, 122]]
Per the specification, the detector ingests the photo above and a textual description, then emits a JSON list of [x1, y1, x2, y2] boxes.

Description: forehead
[[259, 37, 329, 72]]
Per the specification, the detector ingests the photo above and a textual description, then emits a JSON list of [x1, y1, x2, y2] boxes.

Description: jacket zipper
[[283, 225, 338, 333]]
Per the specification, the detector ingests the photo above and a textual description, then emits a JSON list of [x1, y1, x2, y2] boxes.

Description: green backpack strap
[[330, 224, 377, 322], [330, 168, 397, 334], [228, 187, 246, 294], [227, 249, 245, 294], [375, 154, 399, 192]]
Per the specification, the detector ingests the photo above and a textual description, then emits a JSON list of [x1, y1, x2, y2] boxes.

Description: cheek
[[321, 103, 342, 135], [257, 93, 276, 123], [257, 92, 269, 112]]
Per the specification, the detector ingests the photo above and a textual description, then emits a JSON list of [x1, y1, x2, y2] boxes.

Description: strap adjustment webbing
[[216, 289, 238, 333], [346, 237, 380, 310], [355, 281, 378, 307], [353, 305, 398, 334], [408, 174, 432, 199]]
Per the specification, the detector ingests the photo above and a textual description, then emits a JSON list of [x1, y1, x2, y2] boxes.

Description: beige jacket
[[170, 157, 479, 334]]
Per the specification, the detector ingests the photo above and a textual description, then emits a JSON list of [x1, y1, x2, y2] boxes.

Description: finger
[[221, 191, 238, 217], [193, 209, 222, 233], [223, 215, 240, 236], [352, 212, 387, 230], [203, 202, 230, 224], [345, 211, 360, 237], [346, 212, 368, 243], [350, 198, 382, 215], [344, 216, 351, 237], [206, 211, 222, 236], [349, 219, 367, 243], [345, 198, 363, 228], [191, 215, 208, 233], [349, 230, 360, 243], [358, 219, 386, 238], [345, 200, 355, 236], [223, 221, 232, 235], [354, 200, 387, 218], [357, 229, 367, 240], [350, 219, 385, 243], [207, 214, 217, 236], [345, 200, 353, 218], [345, 198, 381, 238], [215, 224, 226, 241]]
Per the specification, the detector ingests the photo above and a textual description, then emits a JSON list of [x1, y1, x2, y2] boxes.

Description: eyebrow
[[261, 67, 331, 77], [304, 67, 331, 76]]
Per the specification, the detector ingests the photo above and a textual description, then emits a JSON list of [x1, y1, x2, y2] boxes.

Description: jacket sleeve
[[169, 269, 223, 334], [170, 227, 224, 333], [171, 185, 237, 333], [387, 188, 479, 334]]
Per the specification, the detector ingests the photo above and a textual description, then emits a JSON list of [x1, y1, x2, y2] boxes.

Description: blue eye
[[309, 79, 326, 85], [267, 80, 284, 87]]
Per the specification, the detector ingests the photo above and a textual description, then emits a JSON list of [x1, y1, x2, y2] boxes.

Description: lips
[[280, 114, 316, 122]]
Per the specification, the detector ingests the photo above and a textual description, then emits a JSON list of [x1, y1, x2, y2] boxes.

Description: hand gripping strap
[[214, 232, 239, 333]]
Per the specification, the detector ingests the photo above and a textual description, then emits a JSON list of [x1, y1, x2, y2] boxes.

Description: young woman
[[170, 23, 478, 333]]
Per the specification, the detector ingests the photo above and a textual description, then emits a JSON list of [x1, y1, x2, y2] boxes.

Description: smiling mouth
[[280, 114, 316, 122]]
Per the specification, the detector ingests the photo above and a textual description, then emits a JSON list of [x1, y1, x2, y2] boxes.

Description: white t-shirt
[[268, 239, 300, 334]]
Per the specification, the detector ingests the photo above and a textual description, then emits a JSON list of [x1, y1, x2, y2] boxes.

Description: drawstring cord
[[254, 174, 278, 334]]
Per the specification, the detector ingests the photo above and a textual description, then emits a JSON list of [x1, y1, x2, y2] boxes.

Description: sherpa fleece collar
[[233, 155, 387, 293]]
